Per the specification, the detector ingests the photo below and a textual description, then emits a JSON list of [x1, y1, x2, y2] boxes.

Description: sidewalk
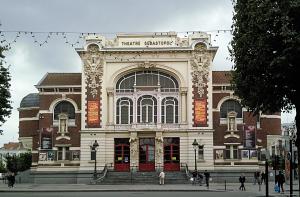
[[0, 182, 298, 195]]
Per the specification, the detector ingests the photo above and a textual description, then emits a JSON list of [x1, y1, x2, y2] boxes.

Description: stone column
[[129, 132, 138, 172], [155, 131, 163, 171], [107, 88, 114, 125], [180, 87, 188, 123]]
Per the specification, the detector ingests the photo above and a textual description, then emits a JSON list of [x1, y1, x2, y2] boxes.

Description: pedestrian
[[253, 171, 258, 185], [239, 173, 246, 191], [192, 170, 197, 185], [197, 171, 203, 186], [261, 171, 265, 184], [277, 171, 285, 193], [159, 170, 165, 185], [6, 172, 12, 188], [257, 172, 262, 191], [11, 172, 15, 188], [204, 170, 210, 188]]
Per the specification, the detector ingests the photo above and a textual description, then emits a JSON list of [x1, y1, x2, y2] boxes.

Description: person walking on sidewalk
[[159, 170, 165, 185], [277, 171, 285, 193], [204, 170, 210, 188], [239, 174, 246, 191], [257, 172, 262, 191]]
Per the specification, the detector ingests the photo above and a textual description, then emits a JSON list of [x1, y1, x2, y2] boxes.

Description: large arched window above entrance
[[116, 97, 133, 124], [220, 100, 242, 118], [137, 95, 157, 123], [161, 97, 178, 123], [54, 101, 75, 120], [116, 71, 179, 92]]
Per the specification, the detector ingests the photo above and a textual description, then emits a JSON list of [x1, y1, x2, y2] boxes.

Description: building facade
[[18, 32, 281, 175]]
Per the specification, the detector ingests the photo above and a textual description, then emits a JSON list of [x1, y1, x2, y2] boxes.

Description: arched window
[[116, 98, 133, 124], [137, 95, 157, 123], [54, 101, 75, 120], [116, 71, 179, 92], [220, 100, 242, 118], [161, 97, 178, 123]]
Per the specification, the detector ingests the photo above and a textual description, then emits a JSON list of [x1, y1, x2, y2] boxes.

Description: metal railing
[[90, 163, 113, 184]]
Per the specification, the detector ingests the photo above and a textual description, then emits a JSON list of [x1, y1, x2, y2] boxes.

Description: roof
[[2, 142, 24, 150], [20, 93, 39, 108], [212, 71, 232, 84], [37, 73, 81, 86]]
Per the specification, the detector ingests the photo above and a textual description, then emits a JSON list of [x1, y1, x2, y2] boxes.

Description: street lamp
[[285, 124, 297, 197], [192, 139, 199, 171], [91, 140, 99, 180]]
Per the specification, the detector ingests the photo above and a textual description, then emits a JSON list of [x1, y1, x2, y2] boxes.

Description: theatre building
[[18, 32, 281, 182]]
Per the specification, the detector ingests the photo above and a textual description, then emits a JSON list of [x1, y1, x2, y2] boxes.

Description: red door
[[139, 138, 155, 171], [164, 137, 180, 171], [114, 138, 130, 171]]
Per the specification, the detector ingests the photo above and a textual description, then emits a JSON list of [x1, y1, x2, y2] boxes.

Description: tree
[[0, 46, 12, 126], [230, 0, 300, 192], [5, 152, 32, 173]]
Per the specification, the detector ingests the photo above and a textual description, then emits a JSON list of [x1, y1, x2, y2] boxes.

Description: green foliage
[[0, 46, 12, 126], [230, 0, 300, 114], [0, 158, 6, 173], [5, 152, 32, 173]]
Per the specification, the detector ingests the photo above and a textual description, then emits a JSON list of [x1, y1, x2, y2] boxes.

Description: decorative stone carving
[[155, 136, 163, 161], [191, 44, 210, 97], [137, 61, 157, 69], [129, 137, 138, 157], [83, 53, 104, 98], [175, 37, 189, 47]]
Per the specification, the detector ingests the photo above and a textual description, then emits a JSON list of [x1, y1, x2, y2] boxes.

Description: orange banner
[[88, 100, 99, 125], [194, 99, 207, 124]]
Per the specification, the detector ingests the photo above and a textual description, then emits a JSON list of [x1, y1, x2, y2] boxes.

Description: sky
[[0, 0, 296, 147]]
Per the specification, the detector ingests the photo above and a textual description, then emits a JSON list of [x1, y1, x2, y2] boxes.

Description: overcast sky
[[0, 0, 295, 147]]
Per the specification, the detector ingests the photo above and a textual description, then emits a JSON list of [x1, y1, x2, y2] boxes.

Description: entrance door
[[164, 137, 180, 171], [139, 138, 155, 171], [114, 138, 130, 171]]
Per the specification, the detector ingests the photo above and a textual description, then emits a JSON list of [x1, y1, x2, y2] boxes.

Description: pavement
[[0, 182, 299, 195]]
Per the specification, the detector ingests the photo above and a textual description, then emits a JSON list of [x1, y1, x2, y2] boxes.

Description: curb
[[0, 189, 226, 192]]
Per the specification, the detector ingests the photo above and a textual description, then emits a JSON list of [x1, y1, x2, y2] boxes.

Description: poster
[[249, 150, 257, 159], [244, 125, 256, 148], [194, 99, 207, 125], [88, 100, 99, 125], [242, 150, 249, 159], [41, 127, 53, 149]]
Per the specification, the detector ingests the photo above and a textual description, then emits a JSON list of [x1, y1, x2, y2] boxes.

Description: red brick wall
[[212, 92, 230, 109], [19, 120, 39, 137], [260, 118, 281, 135], [19, 109, 39, 118]]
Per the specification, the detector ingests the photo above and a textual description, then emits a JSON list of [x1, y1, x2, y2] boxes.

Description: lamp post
[[285, 124, 297, 197], [91, 140, 99, 180], [263, 150, 270, 197], [192, 139, 199, 171]]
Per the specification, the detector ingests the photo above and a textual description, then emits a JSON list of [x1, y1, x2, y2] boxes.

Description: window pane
[[54, 101, 75, 120], [220, 100, 242, 118]]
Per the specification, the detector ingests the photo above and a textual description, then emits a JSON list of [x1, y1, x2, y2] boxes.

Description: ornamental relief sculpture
[[191, 45, 211, 97], [82, 53, 104, 98]]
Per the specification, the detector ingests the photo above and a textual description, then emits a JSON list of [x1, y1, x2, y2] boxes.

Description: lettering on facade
[[120, 39, 175, 47]]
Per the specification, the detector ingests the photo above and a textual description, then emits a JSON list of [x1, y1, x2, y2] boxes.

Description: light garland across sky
[[0, 29, 232, 48]]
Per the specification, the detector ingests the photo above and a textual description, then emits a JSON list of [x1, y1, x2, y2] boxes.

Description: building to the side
[[18, 32, 282, 181]]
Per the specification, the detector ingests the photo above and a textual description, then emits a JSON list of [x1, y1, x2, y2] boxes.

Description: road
[[0, 191, 264, 197]]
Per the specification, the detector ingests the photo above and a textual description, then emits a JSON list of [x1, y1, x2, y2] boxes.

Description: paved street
[[0, 191, 269, 197], [0, 182, 299, 196]]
